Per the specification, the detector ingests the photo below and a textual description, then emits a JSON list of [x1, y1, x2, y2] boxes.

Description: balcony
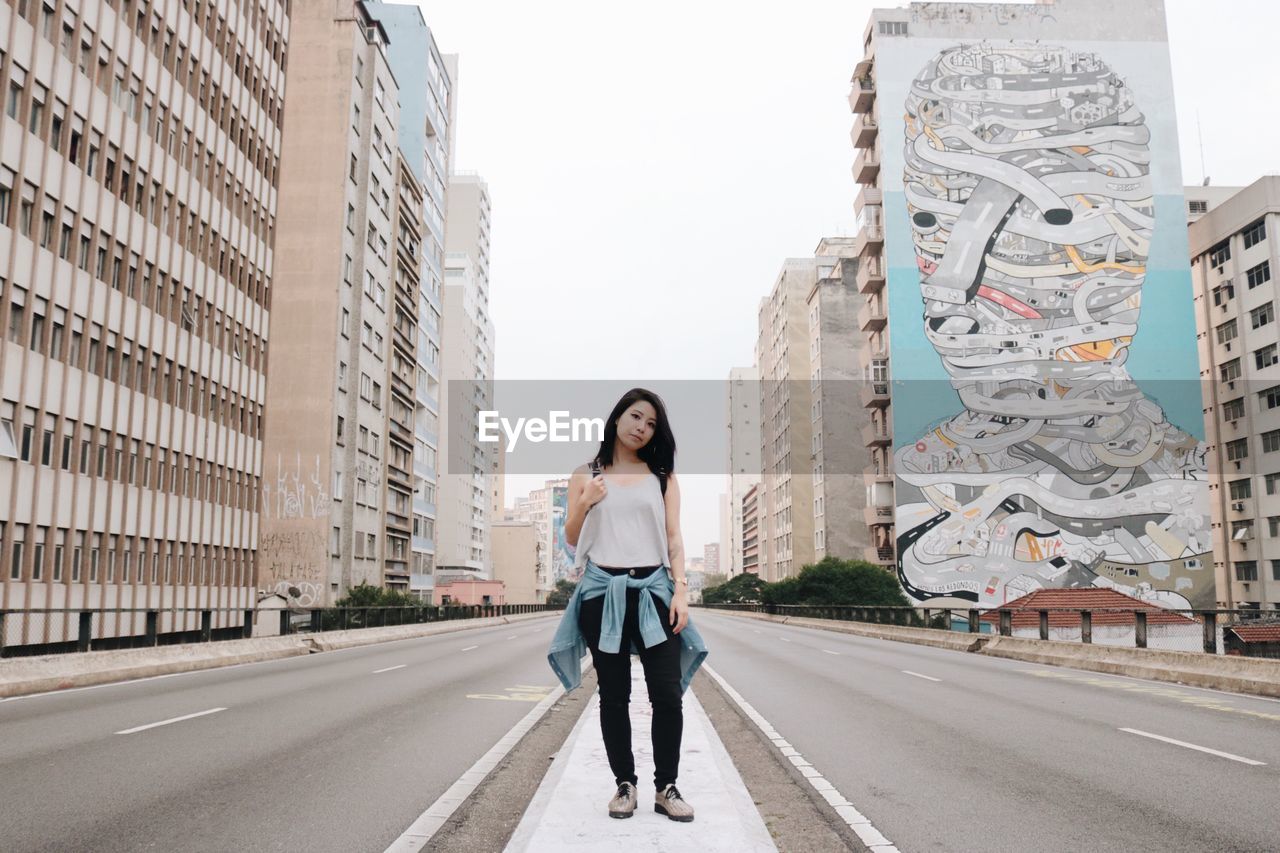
[[854, 185, 883, 216], [863, 545, 895, 565], [851, 112, 878, 149], [856, 258, 885, 294], [854, 224, 884, 257], [862, 503, 895, 528], [860, 380, 890, 408], [858, 298, 887, 333], [849, 76, 875, 114], [862, 421, 891, 448], [852, 145, 880, 184]]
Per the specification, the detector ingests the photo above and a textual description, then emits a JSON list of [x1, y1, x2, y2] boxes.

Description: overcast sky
[[414, 0, 1280, 561]]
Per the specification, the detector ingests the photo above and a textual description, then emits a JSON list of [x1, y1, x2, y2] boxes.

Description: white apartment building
[[1190, 176, 1280, 611], [0, 0, 288, 646], [726, 365, 760, 577]]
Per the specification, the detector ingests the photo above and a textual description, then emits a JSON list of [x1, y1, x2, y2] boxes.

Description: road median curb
[[704, 609, 1280, 697], [0, 611, 560, 699]]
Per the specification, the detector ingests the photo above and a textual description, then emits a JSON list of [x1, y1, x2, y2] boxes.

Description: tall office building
[[755, 259, 819, 582], [259, 0, 402, 606], [853, 0, 1213, 610], [365, 1, 451, 599], [726, 365, 760, 577], [0, 0, 288, 646], [1189, 176, 1280, 611], [436, 171, 495, 576]]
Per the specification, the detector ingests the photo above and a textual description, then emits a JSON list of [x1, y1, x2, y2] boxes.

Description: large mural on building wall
[[551, 485, 576, 582], [888, 41, 1213, 609]]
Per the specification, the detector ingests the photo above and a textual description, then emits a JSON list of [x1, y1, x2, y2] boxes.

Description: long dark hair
[[594, 387, 676, 478]]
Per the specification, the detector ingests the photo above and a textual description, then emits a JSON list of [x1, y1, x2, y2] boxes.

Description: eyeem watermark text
[[478, 411, 604, 451]]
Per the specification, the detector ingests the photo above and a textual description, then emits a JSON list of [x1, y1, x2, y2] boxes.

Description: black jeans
[[577, 567, 683, 791]]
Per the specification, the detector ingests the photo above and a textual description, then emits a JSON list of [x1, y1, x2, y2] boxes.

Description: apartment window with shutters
[[1263, 429, 1280, 454], [1235, 561, 1258, 582], [1222, 398, 1245, 421], [1256, 344, 1278, 370], [1260, 385, 1280, 411], [1220, 359, 1241, 382], [1269, 517, 1280, 538], [1246, 261, 1271, 289], [1225, 438, 1249, 461], [1250, 303, 1274, 329], [1228, 479, 1252, 500], [1242, 218, 1266, 250], [1216, 319, 1238, 344]]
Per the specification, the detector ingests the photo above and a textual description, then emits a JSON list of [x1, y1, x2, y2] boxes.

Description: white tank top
[[575, 471, 669, 570]]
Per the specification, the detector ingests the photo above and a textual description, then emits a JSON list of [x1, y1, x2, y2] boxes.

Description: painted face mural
[[893, 42, 1212, 609]]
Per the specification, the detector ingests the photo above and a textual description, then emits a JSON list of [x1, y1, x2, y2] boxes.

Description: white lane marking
[[461, 645, 479, 652], [115, 707, 227, 735], [703, 664, 899, 851], [383, 658, 592, 852], [779, 637, 792, 643], [902, 670, 942, 682], [373, 665, 407, 674], [822, 649, 840, 656], [507, 635, 517, 639], [753, 629, 763, 634], [1119, 728, 1266, 766]]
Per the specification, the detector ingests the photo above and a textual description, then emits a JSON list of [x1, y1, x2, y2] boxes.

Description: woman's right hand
[[580, 474, 608, 510]]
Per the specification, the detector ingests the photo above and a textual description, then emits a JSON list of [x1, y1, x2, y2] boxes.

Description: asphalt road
[[694, 610, 1280, 853], [0, 615, 564, 853]]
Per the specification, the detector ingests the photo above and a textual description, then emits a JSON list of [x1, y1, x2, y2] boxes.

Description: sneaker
[[608, 782, 637, 819], [654, 784, 695, 822]]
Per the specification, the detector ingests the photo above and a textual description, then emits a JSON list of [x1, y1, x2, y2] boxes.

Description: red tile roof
[[1227, 624, 1280, 643], [978, 588, 1198, 628]]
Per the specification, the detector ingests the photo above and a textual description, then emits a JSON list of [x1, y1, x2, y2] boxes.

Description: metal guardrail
[[700, 604, 1280, 658], [0, 604, 563, 658]]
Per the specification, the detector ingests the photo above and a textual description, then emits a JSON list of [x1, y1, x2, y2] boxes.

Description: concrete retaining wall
[[0, 611, 561, 699], [705, 609, 1280, 698]]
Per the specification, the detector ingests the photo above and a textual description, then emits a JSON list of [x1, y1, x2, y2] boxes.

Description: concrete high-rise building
[[491, 519, 538, 604], [365, 2, 452, 603], [1190, 176, 1280, 611], [726, 366, 760, 577], [809, 237, 873, 564], [258, 1, 403, 607], [437, 171, 495, 576], [741, 483, 760, 575], [703, 542, 720, 575], [508, 479, 567, 601], [0, 0, 288, 645], [755, 259, 820, 582]]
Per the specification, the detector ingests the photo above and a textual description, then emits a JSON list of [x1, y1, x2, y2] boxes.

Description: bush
[[702, 572, 767, 604], [546, 578, 577, 607], [760, 557, 909, 607]]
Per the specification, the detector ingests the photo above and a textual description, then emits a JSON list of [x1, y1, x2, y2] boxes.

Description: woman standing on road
[[547, 387, 708, 823]]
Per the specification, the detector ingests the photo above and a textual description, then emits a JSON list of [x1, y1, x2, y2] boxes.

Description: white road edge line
[[460, 645, 479, 652], [1118, 728, 1266, 766], [373, 665, 407, 674], [822, 650, 840, 656], [702, 663, 899, 852], [902, 670, 941, 682], [779, 637, 792, 643], [507, 635, 517, 639], [115, 707, 227, 735], [383, 659, 593, 852]]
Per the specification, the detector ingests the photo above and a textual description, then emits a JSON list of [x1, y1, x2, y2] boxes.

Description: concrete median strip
[[703, 610, 1280, 699], [0, 612, 560, 700]]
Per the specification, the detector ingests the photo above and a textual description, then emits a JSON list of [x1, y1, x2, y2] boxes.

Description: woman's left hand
[[669, 588, 689, 634]]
